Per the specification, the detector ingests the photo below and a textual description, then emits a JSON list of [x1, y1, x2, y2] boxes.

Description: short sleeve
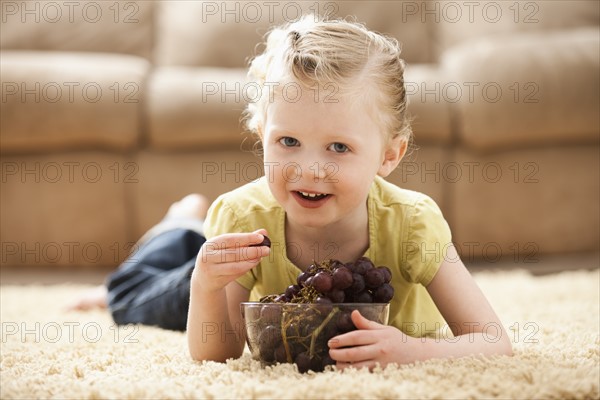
[[203, 195, 257, 290], [203, 194, 238, 239], [401, 195, 452, 286]]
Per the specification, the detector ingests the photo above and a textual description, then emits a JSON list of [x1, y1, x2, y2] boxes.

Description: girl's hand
[[192, 229, 270, 293], [328, 310, 421, 370]]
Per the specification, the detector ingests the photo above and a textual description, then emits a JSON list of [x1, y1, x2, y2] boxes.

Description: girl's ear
[[377, 136, 407, 177]]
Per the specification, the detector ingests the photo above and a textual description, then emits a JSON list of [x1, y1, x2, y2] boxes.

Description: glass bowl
[[240, 302, 389, 372]]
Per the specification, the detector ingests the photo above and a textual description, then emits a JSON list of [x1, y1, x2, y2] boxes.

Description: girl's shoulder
[[371, 176, 439, 211]]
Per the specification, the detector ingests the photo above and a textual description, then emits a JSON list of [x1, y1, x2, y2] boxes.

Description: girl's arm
[[328, 244, 512, 369], [423, 244, 513, 358], [187, 231, 269, 362], [187, 280, 250, 362]]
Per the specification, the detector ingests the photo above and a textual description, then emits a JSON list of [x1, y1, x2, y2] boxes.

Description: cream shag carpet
[[1, 269, 599, 399]]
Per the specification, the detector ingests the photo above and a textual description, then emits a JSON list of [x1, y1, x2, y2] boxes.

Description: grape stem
[[280, 313, 293, 363], [309, 308, 339, 359]]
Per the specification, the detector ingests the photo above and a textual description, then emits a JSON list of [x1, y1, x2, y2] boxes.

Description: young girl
[[72, 14, 512, 370], [187, 15, 512, 369]]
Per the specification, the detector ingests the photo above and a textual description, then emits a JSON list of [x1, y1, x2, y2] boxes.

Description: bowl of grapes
[[240, 256, 394, 373]]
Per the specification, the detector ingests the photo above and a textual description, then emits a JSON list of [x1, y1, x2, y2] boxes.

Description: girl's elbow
[[498, 336, 514, 357], [188, 345, 205, 362], [188, 343, 242, 363]]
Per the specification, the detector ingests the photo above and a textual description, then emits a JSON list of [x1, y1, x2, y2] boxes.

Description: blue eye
[[329, 143, 349, 153], [279, 137, 299, 147]]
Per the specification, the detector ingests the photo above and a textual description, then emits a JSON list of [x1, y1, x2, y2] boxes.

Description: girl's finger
[[328, 330, 376, 349], [207, 231, 268, 250], [200, 244, 270, 264], [350, 310, 386, 330], [328, 343, 378, 364], [210, 259, 267, 277]]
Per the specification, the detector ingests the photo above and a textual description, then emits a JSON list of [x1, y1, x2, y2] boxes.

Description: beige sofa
[[1, 1, 598, 269]]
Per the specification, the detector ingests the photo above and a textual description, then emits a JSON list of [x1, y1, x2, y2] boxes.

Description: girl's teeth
[[299, 191, 326, 198]]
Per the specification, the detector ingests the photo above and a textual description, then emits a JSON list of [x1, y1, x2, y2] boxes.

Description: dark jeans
[[106, 228, 206, 331]]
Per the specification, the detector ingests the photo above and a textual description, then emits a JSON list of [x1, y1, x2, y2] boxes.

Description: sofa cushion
[[434, 0, 599, 57], [1, 51, 149, 153], [154, 1, 433, 67], [404, 65, 453, 144], [0, 0, 154, 59], [147, 67, 250, 149], [441, 28, 599, 152]]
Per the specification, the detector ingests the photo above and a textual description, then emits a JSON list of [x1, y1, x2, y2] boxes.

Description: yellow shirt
[[204, 176, 453, 337]]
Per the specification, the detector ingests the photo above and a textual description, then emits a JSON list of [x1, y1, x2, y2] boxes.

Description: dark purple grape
[[353, 257, 374, 275], [332, 266, 353, 290], [258, 342, 275, 362], [294, 352, 310, 373], [297, 271, 311, 286], [328, 289, 345, 303], [323, 319, 339, 338], [285, 284, 301, 299], [373, 283, 394, 303], [349, 273, 365, 293], [260, 305, 282, 323], [345, 262, 356, 273], [274, 294, 288, 302], [274, 344, 288, 363], [364, 268, 385, 289], [310, 356, 324, 372], [354, 291, 373, 303], [312, 271, 333, 293], [258, 325, 281, 362], [259, 325, 282, 347], [249, 235, 271, 248], [378, 266, 392, 283], [321, 355, 336, 369], [316, 296, 332, 305], [335, 312, 355, 333], [294, 352, 323, 373], [286, 322, 300, 338], [343, 290, 354, 302], [329, 259, 345, 270], [305, 276, 314, 288]]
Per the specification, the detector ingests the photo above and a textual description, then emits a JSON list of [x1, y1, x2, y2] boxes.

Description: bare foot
[[165, 194, 210, 221], [65, 284, 108, 311]]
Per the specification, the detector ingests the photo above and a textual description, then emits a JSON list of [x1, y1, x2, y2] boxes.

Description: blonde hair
[[244, 14, 412, 144]]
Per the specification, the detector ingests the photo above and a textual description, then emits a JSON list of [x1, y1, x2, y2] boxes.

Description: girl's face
[[262, 85, 397, 229]]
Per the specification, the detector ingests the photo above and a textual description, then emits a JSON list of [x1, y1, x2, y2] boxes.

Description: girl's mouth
[[292, 191, 331, 208]]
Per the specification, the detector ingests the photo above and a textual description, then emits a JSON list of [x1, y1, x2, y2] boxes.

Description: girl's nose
[[308, 161, 329, 182]]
